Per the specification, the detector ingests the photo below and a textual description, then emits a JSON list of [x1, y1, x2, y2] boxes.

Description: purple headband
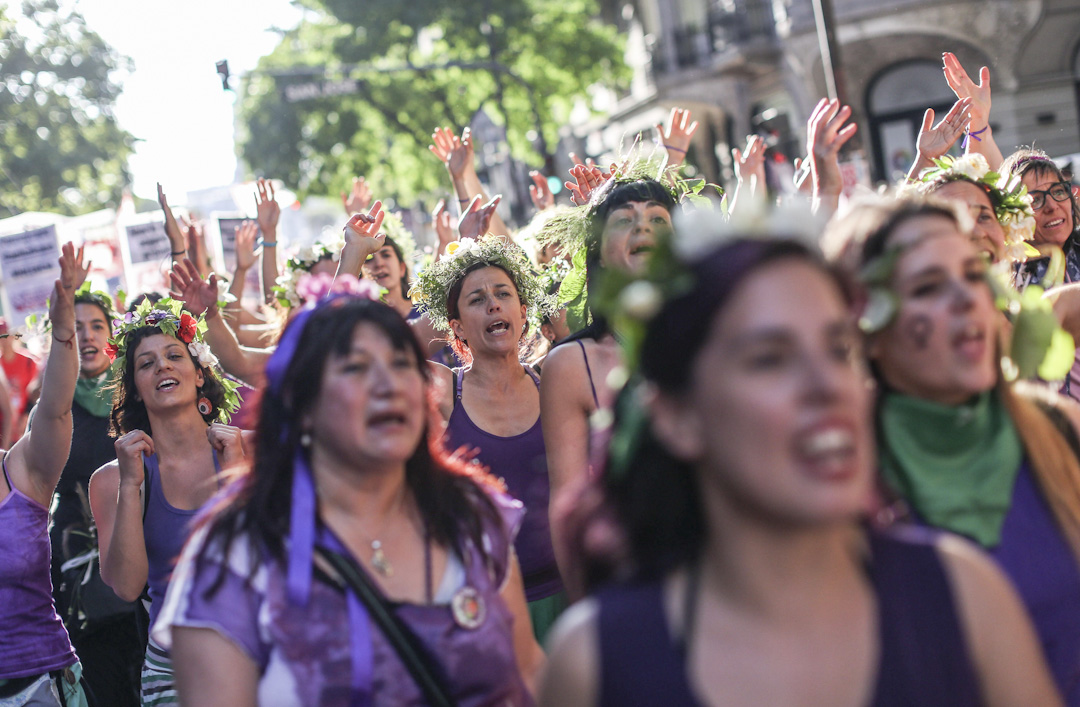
[[1011, 154, 1054, 173]]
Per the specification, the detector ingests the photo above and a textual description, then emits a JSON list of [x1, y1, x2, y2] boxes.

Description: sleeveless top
[[575, 340, 599, 408], [986, 462, 1080, 704], [596, 526, 981, 707], [0, 456, 77, 678], [444, 366, 562, 602], [143, 450, 221, 630]]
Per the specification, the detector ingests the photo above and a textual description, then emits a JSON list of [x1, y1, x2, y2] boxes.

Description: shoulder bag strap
[[314, 545, 457, 707]]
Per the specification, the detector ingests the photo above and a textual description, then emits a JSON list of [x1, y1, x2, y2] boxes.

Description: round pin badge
[[451, 586, 486, 630]]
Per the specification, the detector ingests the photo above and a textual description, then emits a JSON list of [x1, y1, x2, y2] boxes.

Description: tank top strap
[[524, 364, 541, 390], [576, 340, 599, 408], [1, 452, 11, 490], [453, 366, 465, 403]]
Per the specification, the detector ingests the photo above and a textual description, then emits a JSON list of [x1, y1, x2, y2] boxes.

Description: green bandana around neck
[[878, 390, 1023, 547], [73, 372, 114, 418]]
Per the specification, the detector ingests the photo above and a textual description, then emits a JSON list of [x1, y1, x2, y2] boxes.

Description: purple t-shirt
[[154, 488, 532, 706]]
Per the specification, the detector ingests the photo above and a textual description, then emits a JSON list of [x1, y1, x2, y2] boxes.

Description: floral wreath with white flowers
[[107, 297, 241, 423], [272, 237, 344, 309], [409, 235, 557, 334], [914, 153, 1037, 255]]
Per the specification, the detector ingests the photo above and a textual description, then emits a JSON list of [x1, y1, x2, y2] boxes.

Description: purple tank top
[[0, 457, 77, 678], [143, 451, 220, 630], [596, 526, 980, 706], [990, 462, 1080, 704], [444, 367, 562, 602]]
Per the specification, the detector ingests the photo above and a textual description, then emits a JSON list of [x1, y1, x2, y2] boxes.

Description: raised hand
[[158, 182, 186, 255], [343, 200, 386, 261], [564, 163, 611, 206], [254, 178, 280, 236], [114, 430, 153, 489], [458, 195, 502, 240], [429, 126, 476, 180], [49, 242, 79, 345], [206, 422, 246, 470], [657, 107, 698, 164], [169, 258, 219, 316], [342, 176, 373, 215], [72, 244, 91, 290], [432, 199, 455, 255], [732, 134, 767, 185], [915, 98, 971, 161], [943, 53, 992, 134], [529, 171, 555, 212], [807, 98, 857, 211], [234, 220, 259, 271]]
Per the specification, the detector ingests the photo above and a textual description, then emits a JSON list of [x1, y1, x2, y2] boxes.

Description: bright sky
[[75, 0, 306, 202]]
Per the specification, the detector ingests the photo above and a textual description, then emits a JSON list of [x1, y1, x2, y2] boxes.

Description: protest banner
[[0, 225, 61, 325]]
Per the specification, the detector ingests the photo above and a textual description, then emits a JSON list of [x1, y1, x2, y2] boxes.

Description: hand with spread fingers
[[234, 221, 259, 272], [807, 98, 858, 214], [254, 178, 280, 239], [430, 126, 476, 182], [343, 200, 386, 260], [906, 97, 972, 181], [458, 195, 502, 240], [657, 107, 698, 166], [564, 163, 612, 206], [729, 135, 768, 215], [169, 258, 219, 317], [342, 176, 373, 215], [942, 52, 1002, 168]]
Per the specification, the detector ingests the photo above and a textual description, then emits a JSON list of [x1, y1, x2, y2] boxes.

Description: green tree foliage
[[0, 0, 135, 216], [239, 0, 628, 205]]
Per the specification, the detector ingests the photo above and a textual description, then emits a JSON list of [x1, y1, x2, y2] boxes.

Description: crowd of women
[[3, 51, 1080, 706]]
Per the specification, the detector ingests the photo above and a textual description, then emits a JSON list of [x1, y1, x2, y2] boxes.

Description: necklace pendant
[[371, 540, 392, 577]]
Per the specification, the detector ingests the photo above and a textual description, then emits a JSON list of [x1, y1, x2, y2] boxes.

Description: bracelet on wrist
[[53, 331, 75, 349], [961, 125, 989, 149], [664, 144, 687, 154], [170, 249, 186, 256], [257, 239, 278, 247]]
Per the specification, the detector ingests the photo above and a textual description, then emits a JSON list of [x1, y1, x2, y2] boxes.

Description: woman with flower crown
[[411, 229, 568, 642], [537, 174, 677, 584], [539, 219, 1060, 706], [828, 194, 1080, 704], [88, 298, 244, 706], [149, 290, 542, 706]]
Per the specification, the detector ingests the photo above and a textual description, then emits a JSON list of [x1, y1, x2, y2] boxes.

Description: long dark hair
[[197, 298, 506, 588], [575, 239, 841, 586], [109, 327, 229, 436], [382, 235, 412, 298]]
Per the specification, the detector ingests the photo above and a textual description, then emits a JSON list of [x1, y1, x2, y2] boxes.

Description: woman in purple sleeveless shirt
[[0, 245, 86, 704], [412, 234, 567, 641], [152, 292, 542, 705], [540, 234, 1061, 705], [88, 297, 245, 705]]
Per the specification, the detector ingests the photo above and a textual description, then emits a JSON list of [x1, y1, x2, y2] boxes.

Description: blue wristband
[[258, 239, 278, 247]]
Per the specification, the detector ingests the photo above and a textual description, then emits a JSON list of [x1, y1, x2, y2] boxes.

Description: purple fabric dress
[[0, 457, 77, 678], [595, 526, 981, 706], [444, 367, 562, 602], [989, 463, 1080, 704], [153, 487, 532, 706]]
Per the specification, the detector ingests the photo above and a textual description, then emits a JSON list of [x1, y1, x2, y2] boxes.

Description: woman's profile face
[[653, 258, 873, 525], [306, 321, 427, 471], [449, 266, 526, 356], [934, 180, 1004, 261], [869, 215, 998, 405], [599, 200, 672, 273], [132, 333, 204, 413]]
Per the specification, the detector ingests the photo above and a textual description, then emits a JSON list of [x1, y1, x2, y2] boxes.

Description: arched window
[[867, 61, 957, 183]]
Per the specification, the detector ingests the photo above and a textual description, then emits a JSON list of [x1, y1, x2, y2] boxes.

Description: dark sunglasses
[[1028, 182, 1072, 210]]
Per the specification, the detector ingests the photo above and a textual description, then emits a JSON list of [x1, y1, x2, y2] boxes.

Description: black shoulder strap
[[1033, 396, 1080, 461], [314, 546, 457, 707]]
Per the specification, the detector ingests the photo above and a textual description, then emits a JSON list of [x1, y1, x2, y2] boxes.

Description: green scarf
[[73, 373, 113, 419], [879, 390, 1023, 547]]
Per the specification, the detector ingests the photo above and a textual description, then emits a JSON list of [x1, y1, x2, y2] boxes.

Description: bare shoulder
[[428, 360, 456, 420], [537, 597, 600, 707], [88, 460, 121, 498]]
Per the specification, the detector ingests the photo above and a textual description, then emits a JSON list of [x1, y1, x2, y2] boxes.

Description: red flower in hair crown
[[177, 313, 198, 343]]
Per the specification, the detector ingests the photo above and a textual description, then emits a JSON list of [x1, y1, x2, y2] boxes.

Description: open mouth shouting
[[486, 319, 512, 337]]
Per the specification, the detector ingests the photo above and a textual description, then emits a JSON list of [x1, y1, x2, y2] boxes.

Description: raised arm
[[430, 126, 510, 237], [905, 97, 972, 181], [335, 201, 385, 281], [431, 199, 455, 258], [341, 176, 373, 216], [807, 98, 857, 218], [728, 134, 767, 216], [255, 178, 281, 306], [5, 243, 80, 507], [225, 220, 259, 324], [943, 52, 1004, 171], [656, 107, 698, 171], [170, 259, 270, 387], [158, 183, 189, 265]]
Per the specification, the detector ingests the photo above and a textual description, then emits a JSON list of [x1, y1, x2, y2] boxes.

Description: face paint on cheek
[[903, 314, 934, 350]]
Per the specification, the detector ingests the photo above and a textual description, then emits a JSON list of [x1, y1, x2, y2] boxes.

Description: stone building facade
[[571, 0, 1080, 188]]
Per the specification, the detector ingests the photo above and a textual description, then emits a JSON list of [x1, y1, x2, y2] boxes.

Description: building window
[[867, 60, 957, 183]]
